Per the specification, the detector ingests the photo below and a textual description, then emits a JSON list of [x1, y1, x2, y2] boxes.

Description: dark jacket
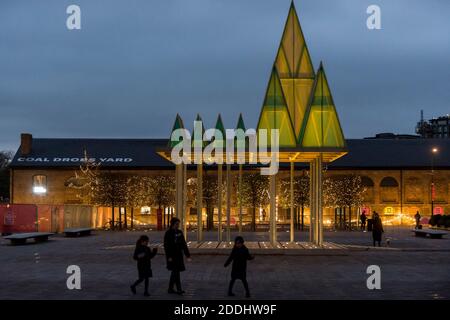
[[164, 229, 190, 272], [372, 217, 384, 241], [133, 244, 157, 278], [224, 245, 254, 280]]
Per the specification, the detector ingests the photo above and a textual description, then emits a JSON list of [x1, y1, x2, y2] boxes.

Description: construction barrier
[[0, 204, 38, 234]]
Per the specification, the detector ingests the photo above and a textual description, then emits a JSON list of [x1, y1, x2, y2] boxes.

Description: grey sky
[[1, 0, 449, 151]]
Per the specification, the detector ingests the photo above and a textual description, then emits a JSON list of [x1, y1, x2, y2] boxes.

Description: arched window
[[361, 176, 375, 203], [361, 176, 374, 187], [380, 177, 399, 187], [32, 175, 47, 194], [380, 177, 399, 203]]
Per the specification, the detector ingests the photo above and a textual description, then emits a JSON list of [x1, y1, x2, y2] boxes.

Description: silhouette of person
[[360, 210, 367, 231], [131, 235, 157, 296], [372, 212, 384, 247], [164, 217, 191, 295], [414, 211, 421, 229], [224, 236, 254, 298]]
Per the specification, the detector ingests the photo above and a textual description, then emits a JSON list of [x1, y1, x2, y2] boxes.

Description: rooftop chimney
[[20, 133, 32, 156]]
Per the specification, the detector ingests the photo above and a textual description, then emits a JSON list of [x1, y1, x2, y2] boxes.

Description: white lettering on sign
[[16, 157, 134, 163]]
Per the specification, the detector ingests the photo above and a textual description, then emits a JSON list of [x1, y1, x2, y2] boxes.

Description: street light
[[431, 147, 438, 216]]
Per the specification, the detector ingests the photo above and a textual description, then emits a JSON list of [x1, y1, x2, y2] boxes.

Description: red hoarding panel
[[0, 204, 38, 234], [36, 205, 64, 233]]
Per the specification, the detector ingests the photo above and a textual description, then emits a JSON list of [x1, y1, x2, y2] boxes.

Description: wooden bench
[[412, 229, 448, 239], [3, 232, 55, 245], [64, 228, 93, 237]]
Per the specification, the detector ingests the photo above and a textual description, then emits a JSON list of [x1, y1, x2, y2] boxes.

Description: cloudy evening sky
[[1, 0, 449, 151]]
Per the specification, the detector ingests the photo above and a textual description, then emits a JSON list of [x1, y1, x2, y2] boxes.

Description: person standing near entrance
[[414, 211, 421, 229], [224, 236, 254, 298], [360, 210, 367, 231], [372, 212, 384, 247], [164, 217, 191, 295], [130, 235, 157, 297]]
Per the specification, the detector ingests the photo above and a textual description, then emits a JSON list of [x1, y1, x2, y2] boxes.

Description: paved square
[[0, 228, 449, 300]]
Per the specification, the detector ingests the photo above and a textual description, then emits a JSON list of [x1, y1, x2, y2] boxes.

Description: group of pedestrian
[[130, 217, 254, 297], [131, 210, 422, 296]]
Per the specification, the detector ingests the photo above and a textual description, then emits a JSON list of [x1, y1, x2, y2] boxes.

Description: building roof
[[9, 137, 450, 170]]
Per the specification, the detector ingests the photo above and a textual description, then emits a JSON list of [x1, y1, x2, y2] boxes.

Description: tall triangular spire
[[235, 113, 246, 131], [274, 1, 315, 139], [192, 114, 206, 148], [298, 62, 346, 148], [213, 114, 226, 148], [256, 67, 297, 147], [168, 114, 185, 148]]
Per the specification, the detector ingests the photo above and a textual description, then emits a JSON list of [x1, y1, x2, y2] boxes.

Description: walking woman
[[130, 235, 157, 296], [372, 212, 384, 247], [164, 217, 191, 295]]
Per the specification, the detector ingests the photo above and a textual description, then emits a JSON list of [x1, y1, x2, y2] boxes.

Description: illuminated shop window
[[32, 175, 47, 194], [434, 207, 443, 215], [384, 207, 394, 215], [140, 206, 151, 215]]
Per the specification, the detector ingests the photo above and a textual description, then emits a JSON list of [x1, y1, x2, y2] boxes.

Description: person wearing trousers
[[372, 212, 384, 247], [224, 236, 254, 298], [164, 217, 191, 295], [131, 235, 157, 296]]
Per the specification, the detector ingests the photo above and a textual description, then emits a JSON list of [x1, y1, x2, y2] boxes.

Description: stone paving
[[0, 227, 449, 300]]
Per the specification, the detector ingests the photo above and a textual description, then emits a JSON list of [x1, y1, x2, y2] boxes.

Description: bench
[[3, 232, 55, 245], [64, 228, 93, 237], [412, 229, 448, 239]]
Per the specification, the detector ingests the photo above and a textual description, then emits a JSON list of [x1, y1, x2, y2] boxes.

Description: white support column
[[309, 160, 315, 243], [310, 156, 323, 246], [238, 164, 243, 234], [197, 164, 203, 242], [269, 173, 277, 246], [218, 164, 223, 242], [226, 164, 231, 242], [175, 164, 183, 221], [290, 162, 294, 243], [317, 155, 323, 246], [182, 164, 187, 238]]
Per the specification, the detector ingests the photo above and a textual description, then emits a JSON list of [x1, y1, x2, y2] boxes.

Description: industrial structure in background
[[416, 110, 450, 139]]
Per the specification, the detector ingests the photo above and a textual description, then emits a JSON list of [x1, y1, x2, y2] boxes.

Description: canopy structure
[[157, 1, 348, 246]]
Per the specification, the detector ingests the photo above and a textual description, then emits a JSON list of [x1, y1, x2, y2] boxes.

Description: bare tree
[[324, 175, 365, 230], [0, 151, 13, 202], [279, 171, 310, 230], [240, 173, 269, 231]]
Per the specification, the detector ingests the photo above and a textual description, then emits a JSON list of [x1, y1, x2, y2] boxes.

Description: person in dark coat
[[372, 212, 384, 247], [360, 210, 367, 231], [130, 235, 157, 296], [224, 236, 254, 298], [164, 217, 191, 295], [414, 211, 421, 229]]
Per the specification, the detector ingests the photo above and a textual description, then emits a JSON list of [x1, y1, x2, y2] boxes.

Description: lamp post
[[431, 147, 438, 216]]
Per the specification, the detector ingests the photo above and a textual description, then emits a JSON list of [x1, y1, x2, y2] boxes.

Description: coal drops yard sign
[[16, 157, 133, 163]]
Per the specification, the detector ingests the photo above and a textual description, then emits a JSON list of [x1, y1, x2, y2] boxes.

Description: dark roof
[[10, 138, 171, 169], [9, 138, 450, 169]]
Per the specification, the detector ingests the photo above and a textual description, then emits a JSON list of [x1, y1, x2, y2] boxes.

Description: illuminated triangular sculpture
[[168, 113, 185, 148], [213, 114, 226, 148], [298, 62, 346, 148], [257, 67, 297, 147], [275, 1, 315, 138], [192, 114, 206, 148], [235, 113, 246, 132]]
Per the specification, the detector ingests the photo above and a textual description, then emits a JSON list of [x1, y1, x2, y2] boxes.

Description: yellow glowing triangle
[[273, 2, 315, 140], [299, 63, 346, 148], [257, 68, 297, 147]]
